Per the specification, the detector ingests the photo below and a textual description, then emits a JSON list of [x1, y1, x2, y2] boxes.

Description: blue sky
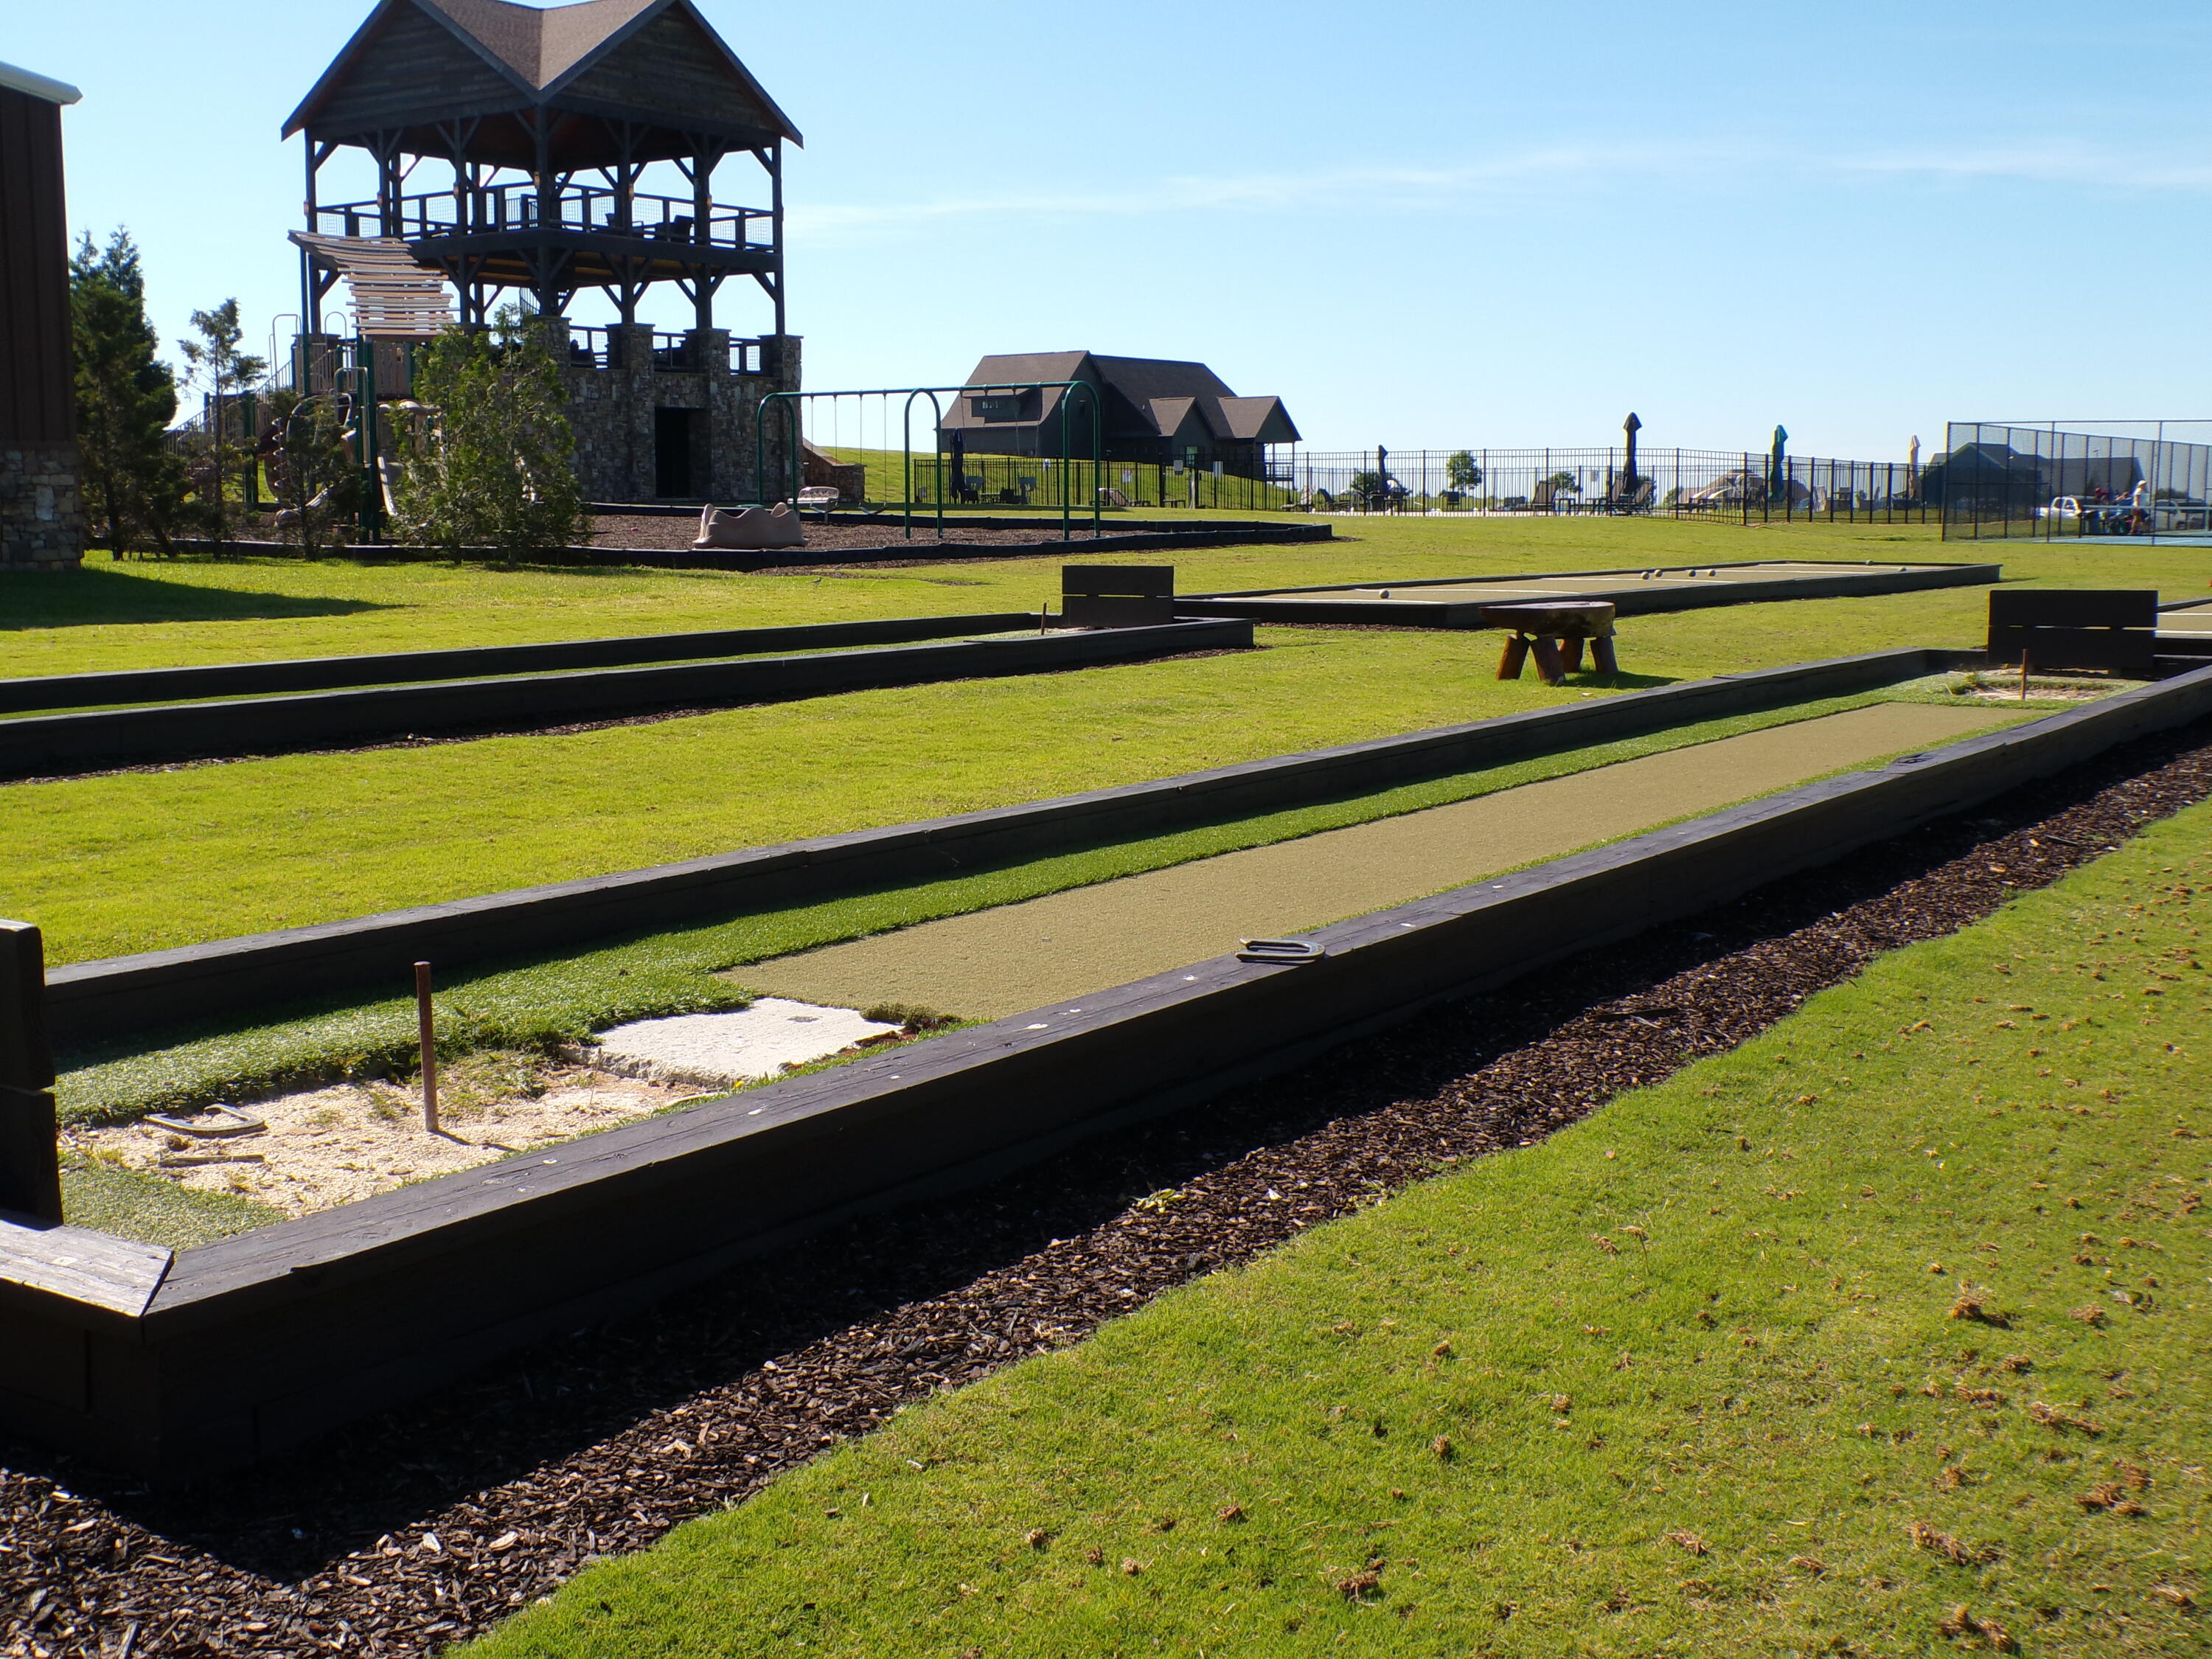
[[15, 0, 2212, 457]]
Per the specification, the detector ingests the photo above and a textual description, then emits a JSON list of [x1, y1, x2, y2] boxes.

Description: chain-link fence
[[1937, 421, 2212, 543]]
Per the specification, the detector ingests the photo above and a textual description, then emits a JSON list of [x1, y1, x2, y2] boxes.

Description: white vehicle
[[2036, 496, 2081, 520]]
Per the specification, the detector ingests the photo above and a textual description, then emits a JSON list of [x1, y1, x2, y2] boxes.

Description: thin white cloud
[[788, 145, 1718, 237], [1837, 143, 2212, 190], [792, 136, 2212, 240]]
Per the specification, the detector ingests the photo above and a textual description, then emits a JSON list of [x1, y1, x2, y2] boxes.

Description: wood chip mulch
[[8, 719, 2212, 1658], [587, 514, 1116, 554]]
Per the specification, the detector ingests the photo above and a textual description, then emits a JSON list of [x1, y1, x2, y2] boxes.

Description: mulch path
[[8, 720, 2212, 1658], [588, 514, 1115, 556]]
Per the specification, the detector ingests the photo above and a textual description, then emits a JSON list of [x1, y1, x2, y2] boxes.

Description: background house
[[940, 352, 1298, 481]]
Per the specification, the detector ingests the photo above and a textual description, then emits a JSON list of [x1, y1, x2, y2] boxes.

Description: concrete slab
[[591, 999, 902, 1088]]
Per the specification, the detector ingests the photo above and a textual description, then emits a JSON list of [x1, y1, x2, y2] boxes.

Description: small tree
[[1444, 450, 1483, 493], [69, 229, 184, 556], [263, 386, 360, 559], [176, 299, 266, 552], [393, 311, 586, 562]]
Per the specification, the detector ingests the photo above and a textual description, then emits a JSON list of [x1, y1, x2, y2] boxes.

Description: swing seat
[[694, 501, 807, 550]]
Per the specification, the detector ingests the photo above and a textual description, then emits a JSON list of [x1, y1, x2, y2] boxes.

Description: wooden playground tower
[[282, 0, 804, 503]]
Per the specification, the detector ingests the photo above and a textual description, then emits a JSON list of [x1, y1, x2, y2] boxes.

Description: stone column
[[685, 327, 740, 502], [0, 442, 84, 569]]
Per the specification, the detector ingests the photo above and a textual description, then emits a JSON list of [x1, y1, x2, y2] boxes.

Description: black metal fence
[[905, 451, 1295, 512], [1937, 420, 2212, 543], [1291, 447, 1934, 524]]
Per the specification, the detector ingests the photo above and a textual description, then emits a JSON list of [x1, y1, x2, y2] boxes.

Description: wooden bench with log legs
[[1479, 599, 1619, 685]]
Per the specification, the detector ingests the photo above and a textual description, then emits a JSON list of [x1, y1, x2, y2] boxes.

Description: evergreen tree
[[68, 229, 183, 555], [392, 310, 586, 562], [177, 299, 267, 552]]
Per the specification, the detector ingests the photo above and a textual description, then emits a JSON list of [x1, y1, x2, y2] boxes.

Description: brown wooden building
[[285, 0, 804, 501], [0, 59, 84, 568], [286, 0, 798, 340]]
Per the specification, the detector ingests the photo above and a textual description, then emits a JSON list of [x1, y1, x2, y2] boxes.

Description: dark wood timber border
[[0, 613, 1039, 716], [6, 659, 2211, 1476], [46, 647, 1964, 1048], [0, 617, 1250, 782], [1174, 558, 2003, 625]]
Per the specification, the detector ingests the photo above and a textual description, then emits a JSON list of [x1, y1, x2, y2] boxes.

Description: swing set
[[756, 380, 1105, 541]]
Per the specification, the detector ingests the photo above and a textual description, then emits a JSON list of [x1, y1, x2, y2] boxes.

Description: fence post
[[0, 921, 62, 1224]]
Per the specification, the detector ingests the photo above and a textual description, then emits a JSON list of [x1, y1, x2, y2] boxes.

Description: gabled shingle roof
[[946, 352, 1299, 448], [1214, 395, 1301, 444], [413, 0, 659, 89], [285, 0, 800, 145]]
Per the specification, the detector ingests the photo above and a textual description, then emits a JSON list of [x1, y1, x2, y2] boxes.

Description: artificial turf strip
[[53, 687, 1959, 1131], [462, 807, 2212, 1658], [55, 1156, 279, 1249]]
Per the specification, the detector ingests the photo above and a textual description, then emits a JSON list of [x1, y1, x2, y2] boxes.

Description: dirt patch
[[740, 700, 2016, 1019], [5, 720, 2211, 1659], [1949, 675, 2140, 705], [62, 1061, 706, 1220], [588, 514, 1116, 554]]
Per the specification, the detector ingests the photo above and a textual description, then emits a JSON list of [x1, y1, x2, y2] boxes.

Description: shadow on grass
[[0, 566, 392, 631]]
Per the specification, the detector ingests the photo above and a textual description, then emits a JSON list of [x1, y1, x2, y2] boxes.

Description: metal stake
[[414, 961, 439, 1134]]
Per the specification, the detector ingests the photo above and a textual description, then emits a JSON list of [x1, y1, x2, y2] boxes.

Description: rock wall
[[554, 322, 801, 505], [0, 441, 83, 568]]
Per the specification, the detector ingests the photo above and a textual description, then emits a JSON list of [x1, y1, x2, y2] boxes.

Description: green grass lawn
[[56, 685, 2031, 1135], [10, 515, 2204, 681], [0, 517, 2169, 970], [462, 793, 2212, 1659]]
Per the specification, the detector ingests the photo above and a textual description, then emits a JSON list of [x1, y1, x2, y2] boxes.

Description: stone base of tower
[[554, 323, 801, 507]]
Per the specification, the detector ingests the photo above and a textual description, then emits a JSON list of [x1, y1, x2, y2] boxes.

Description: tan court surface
[[1211, 562, 1953, 606], [735, 701, 2015, 1022], [2157, 602, 2212, 636]]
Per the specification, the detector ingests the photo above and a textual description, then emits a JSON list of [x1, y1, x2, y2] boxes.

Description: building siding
[[0, 85, 72, 445]]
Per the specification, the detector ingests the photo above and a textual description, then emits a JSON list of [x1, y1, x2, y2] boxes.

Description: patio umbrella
[[949, 431, 967, 502], [1770, 425, 1789, 495]]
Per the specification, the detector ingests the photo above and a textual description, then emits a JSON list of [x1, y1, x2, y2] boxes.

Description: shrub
[[392, 311, 586, 562]]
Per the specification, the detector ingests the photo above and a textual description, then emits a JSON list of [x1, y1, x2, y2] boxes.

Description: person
[[2126, 476, 2154, 535]]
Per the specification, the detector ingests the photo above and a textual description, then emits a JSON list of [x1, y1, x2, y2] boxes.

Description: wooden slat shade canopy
[[284, 0, 802, 165], [291, 232, 455, 338]]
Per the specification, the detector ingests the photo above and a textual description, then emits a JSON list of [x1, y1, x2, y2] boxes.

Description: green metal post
[[358, 337, 382, 543]]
